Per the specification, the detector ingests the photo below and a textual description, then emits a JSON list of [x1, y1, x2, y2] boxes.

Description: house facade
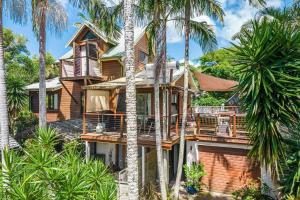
[[26, 21, 270, 195]]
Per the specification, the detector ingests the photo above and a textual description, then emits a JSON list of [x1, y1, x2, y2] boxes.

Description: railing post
[[176, 115, 179, 136], [83, 113, 86, 134], [120, 114, 124, 137], [233, 114, 237, 137], [196, 113, 200, 135]]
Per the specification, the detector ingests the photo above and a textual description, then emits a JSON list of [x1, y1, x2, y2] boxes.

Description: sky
[[4, 0, 291, 64]]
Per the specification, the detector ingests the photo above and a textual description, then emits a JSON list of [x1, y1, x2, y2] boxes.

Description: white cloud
[[167, 15, 215, 44], [217, 0, 282, 42], [57, 0, 68, 7]]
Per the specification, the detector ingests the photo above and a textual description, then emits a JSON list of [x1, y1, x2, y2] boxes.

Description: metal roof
[[0, 135, 20, 150], [25, 77, 62, 92]]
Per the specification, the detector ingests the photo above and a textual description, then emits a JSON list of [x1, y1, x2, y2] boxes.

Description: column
[[85, 141, 90, 162], [142, 146, 146, 187]]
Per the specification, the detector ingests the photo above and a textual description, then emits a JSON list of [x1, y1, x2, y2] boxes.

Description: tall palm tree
[[172, 0, 224, 198], [0, 0, 26, 182], [124, 0, 139, 199], [31, 0, 67, 128]]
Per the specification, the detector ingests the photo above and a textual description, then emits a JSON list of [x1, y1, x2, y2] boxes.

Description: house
[[26, 21, 151, 122], [26, 21, 269, 195]]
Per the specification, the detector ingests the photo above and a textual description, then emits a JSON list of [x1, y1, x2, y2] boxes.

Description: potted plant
[[184, 162, 206, 195]]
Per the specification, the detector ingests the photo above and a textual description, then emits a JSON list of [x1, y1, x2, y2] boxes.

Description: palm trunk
[[124, 0, 139, 199], [162, 18, 169, 184], [39, 7, 47, 128], [154, 2, 167, 199], [173, 1, 190, 199], [0, 0, 9, 164]]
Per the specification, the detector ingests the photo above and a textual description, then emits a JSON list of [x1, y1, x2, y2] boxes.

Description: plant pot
[[185, 185, 198, 195]]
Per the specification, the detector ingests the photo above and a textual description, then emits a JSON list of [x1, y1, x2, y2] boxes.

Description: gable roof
[[102, 27, 146, 58], [65, 21, 118, 47], [193, 71, 238, 92]]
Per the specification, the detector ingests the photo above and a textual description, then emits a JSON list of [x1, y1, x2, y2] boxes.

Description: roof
[[66, 21, 117, 47], [59, 49, 73, 60], [102, 27, 146, 58], [0, 135, 20, 150], [25, 77, 62, 92], [193, 71, 238, 92], [84, 62, 198, 91]]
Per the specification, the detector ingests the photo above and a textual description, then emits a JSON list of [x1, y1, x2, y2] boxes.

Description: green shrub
[[184, 163, 206, 191], [193, 93, 226, 106], [232, 180, 273, 200]]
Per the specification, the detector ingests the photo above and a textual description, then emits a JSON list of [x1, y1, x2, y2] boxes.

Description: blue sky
[[4, 0, 289, 64]]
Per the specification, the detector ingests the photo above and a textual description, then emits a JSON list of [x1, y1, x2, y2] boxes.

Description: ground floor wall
[[186, 141, 260, 194]]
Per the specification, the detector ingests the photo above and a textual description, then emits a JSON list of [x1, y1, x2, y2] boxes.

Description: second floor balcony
[[60, 41, 102, 80]]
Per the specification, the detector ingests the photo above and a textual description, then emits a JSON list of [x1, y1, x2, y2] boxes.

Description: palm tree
[[172, 0, 224, 198], [31, 0, 67, 128], [124, 0, 139, 199], [0, 0, 26, 184]]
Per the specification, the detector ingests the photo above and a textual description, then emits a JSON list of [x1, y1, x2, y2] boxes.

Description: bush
[[193, 93, 226, 106], [0, 128, 117, 200], [184, 162, 206, 191], [232, 180, 273, 200]]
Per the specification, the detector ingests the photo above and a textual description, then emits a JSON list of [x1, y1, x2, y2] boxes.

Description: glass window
[[47, 93, 59, 110]]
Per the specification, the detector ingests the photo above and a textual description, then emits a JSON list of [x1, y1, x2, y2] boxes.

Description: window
[[47, 93, 59, 110], [138, 51, 148, 64], [88, 43, 97, 59]]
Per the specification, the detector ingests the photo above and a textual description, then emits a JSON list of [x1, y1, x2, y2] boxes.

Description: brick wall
[[198, 146, 260, 194]]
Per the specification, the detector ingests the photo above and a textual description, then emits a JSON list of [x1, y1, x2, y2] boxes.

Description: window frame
[[138, 50, 148, 65], [46, 92, 60, 112]]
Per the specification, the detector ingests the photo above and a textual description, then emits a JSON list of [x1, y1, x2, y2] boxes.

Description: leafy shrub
[[232, 180, 273, 200], [184, 162, 206, 191], [0, 128, 117, 200], [193, 93, 226, 106]]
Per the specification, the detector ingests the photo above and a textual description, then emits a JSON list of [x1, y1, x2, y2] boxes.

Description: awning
[[193, 71, 238, 92], [25, 77, 62, 92]]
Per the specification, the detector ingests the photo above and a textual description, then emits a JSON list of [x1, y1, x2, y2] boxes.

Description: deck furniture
[[230, 114, 247, 137], [196, 115, 218, 134]]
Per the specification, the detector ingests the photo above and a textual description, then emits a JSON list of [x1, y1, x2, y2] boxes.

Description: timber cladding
[[101, 60, 123, 81], [198, 146, 260, 194]]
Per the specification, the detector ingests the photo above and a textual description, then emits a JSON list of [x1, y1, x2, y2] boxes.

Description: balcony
[[81, 106, 250, 148], [60, 41, 102, 80]]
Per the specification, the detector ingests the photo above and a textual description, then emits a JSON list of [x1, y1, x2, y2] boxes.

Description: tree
[[231, 18, 300, 170], [0, 128, 117, 199], [31, 0, 67, 128], [0, 0, 27, 184], [172, 0, 223, 198], [124, 0, 139, 199]]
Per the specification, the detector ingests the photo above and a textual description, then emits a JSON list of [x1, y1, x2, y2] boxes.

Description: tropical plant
[[124, 0, 139, 199], [280, 124, 300, 198], [0, 128, 117, 199], [6, 76, 27, 134], [31, 0, 68, 128], [0, 0, 27, 183], [192, 93, 226, 106], [173, 0, 224, 197], [183, 163, 206, 191], [231, 18, 300, 169], [232, 180, 273, 200]]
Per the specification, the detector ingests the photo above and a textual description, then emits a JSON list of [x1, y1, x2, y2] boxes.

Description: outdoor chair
[[197, 115, 218, 135], [230, 114, 248, 137]]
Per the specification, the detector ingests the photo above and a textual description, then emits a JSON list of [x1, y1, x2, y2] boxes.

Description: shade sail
[[193, 71, 238, 92], [86, 90, 109, 112]]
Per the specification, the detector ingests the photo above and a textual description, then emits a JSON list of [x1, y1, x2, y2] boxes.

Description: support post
[[120, 114, 124, 137], [142, 146, 145, 187], [233, 114, 237, 137], [85, 141, 90, 162]]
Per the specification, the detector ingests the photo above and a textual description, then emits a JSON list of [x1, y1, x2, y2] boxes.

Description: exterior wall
[[101, 60, 123, 81], [194, 144, 260, 194], [29, 80, 84, 122], [134, 33, 150, 72]]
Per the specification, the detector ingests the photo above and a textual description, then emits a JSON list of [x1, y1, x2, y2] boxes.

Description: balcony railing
[[61, 58, 100, 78], [82, 106, 248, 139]]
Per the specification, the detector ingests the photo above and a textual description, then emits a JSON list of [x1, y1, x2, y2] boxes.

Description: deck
[[81, 106, 250, 148]]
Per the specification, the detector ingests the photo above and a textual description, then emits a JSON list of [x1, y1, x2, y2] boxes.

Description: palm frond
[[3, 0, 27, 25]]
